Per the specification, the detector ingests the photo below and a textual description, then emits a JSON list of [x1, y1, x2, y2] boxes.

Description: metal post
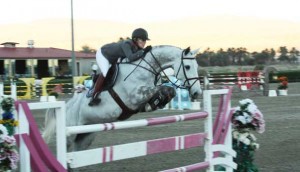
[[71, 0, 76, 76]]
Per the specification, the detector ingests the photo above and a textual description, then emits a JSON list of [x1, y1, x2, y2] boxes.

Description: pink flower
[[3, 135, 16, 145], [252, 109, 265, 133]]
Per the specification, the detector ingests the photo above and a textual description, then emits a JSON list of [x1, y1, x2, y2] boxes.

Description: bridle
[[173, 51, 201, 90], [122, 49, 200, 90]]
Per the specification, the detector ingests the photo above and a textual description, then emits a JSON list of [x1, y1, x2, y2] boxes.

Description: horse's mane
[[153, 45, 181, 50]]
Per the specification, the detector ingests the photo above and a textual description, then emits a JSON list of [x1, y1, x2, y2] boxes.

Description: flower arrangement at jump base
[[277, 76, 288, 90], [0, 97, 19, 171], [231, 99, 265, 172], [276, 76, 288, 96]]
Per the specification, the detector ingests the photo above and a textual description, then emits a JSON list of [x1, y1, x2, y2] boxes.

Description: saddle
[[89, 63, 139, 120], [102, 64, 119, 91], [89, 64, 175, 121], [88, 64, 119, 95]]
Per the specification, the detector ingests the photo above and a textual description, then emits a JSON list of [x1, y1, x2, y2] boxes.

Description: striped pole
[[68, 133, 207, 168], [67, 112, 208, 135]]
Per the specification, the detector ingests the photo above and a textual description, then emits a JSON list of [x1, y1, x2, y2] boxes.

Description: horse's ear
[[184, 47, 191, 55]]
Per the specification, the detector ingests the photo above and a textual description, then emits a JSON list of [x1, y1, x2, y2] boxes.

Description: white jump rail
[[66, 112, 208, 135]]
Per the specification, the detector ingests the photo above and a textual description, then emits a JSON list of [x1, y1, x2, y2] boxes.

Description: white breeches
[[96, 49, 111, 77]]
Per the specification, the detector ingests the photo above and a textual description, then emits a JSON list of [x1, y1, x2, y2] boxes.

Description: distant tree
[[216, 48, 230, 66], [252, 49, 269, 64], [196, 46, 294, 66], [227, 48, 236, 65], [196, 48, 213, 66], [243, 55, 255, 65], [236, 47, 249, 65], [209, 53, 219, 66], [80, 45, 96, 53], [269, 48, 276, 62], [289, 47, 300, 64], [250, 48, 276, 65], [278, 46, 289, 62]]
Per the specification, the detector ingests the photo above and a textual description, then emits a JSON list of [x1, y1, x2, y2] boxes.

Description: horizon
[[1, 15, 299, 52]]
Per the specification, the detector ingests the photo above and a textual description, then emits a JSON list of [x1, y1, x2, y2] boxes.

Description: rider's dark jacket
[[101, 39, 144, 63]]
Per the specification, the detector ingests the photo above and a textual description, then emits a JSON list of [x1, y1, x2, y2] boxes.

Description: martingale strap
[[108, 88, 138, 121]]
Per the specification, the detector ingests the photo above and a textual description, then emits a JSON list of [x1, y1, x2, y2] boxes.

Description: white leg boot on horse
[[88, 74, 105, 106]]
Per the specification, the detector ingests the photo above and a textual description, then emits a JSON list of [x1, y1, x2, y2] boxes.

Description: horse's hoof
[[145, 103, 153, 112], [88, 98, 101, 106]]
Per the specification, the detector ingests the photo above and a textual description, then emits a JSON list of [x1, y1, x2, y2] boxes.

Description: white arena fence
[[201, 71, 264, 91], [0, 76, 87, 100], [15, 88, 237, 172], [0, 71, 269, 101], [0, 82, 17, 99]]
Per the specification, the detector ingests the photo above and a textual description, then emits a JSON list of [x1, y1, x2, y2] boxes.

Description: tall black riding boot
[[88, 74, 105, 106]]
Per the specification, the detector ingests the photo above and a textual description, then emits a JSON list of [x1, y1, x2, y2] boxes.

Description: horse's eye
[[185, 65, 190, 70]]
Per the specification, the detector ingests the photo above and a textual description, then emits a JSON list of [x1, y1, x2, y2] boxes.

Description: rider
[[88, 28, 152, 106]]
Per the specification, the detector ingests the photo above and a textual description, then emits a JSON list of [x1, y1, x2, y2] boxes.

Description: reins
[[149, 50, 200, 90], [121, 48, 200, 90]]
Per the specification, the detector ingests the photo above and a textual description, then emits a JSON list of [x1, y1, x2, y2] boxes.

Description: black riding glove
[[143, 45, 152, 55]]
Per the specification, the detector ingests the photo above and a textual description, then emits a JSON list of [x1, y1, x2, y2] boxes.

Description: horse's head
[[143, 45, 202, 99], [173, 47, 202, 99]]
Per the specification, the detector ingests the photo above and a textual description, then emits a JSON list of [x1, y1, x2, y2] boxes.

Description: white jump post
[[28, 101, 67, 168], [11, 81, 17, 99], [0, 82, 3, 97], [17, 101, 67, 171]]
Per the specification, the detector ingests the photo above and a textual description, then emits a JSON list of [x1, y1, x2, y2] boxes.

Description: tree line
[[80, 45, 299, 66], [196, 46, 299, 66]]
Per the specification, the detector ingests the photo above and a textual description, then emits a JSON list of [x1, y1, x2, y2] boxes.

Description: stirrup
[[86, 88, 94, 98]]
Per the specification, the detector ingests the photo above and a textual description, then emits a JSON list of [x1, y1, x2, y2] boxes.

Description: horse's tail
[[42, 108, 56, 143]]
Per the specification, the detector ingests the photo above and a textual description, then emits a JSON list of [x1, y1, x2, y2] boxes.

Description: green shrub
[[269, 70, 300, 83], [48, 91, 59, 98]]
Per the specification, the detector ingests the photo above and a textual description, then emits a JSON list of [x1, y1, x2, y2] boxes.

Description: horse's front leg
[[130, 86, 176, 112]]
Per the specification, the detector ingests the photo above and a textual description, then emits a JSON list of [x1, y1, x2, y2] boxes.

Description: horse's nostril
[[193, 92, 198, 98]]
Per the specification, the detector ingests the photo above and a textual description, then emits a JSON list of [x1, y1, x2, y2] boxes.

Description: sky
[[1, 0, 300, 51], [2, 0, 300, 24]]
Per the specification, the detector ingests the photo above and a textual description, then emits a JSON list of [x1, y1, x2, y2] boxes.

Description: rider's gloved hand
[[143, 45, 152, 55]]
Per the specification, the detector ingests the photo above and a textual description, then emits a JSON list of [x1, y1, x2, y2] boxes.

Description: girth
[[108, 88, 139, 121]]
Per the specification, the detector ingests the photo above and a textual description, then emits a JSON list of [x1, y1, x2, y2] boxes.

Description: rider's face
[[136, 38, 146, 49]]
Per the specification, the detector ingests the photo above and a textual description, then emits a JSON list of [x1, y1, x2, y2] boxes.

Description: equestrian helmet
[[132, 28, 150, 41]]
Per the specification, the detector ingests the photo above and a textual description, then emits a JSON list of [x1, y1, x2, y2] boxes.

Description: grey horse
[[43, 45, 202, 151]]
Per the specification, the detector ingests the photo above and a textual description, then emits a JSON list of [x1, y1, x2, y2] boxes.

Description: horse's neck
[[144, 47, 179, 71]]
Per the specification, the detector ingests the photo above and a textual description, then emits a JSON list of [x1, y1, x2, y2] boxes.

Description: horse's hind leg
[[73, 133, 97, 151]]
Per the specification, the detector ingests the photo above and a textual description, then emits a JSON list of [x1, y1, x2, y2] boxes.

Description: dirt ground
[[31, 83, 300, 172]]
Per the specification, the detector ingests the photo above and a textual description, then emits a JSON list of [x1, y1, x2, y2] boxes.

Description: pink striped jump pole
[[66, 112, 208, 136]]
